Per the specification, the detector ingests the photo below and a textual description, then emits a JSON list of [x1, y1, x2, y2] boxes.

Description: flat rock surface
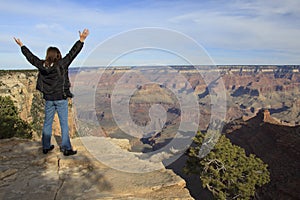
[[0, 137, 193, 200]]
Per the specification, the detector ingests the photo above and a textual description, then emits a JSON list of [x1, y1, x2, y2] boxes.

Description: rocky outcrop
[[263, 109, 281, 125], [0, 137, 193, 200]]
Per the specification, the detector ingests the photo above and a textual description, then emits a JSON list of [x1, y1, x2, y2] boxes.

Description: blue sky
[[1, 0, 300, 69]]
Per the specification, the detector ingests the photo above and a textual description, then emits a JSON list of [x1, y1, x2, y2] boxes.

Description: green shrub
[[0, 96, 32, 139]]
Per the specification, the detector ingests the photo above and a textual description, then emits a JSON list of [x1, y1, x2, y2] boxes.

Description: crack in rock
[[54, 157, 64, 200]]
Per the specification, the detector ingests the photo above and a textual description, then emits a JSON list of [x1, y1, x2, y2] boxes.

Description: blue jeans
[[42, 99, 72, 150]]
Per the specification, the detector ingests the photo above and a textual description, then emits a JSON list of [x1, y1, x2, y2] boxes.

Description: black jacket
[[21, 40, 84, 100]]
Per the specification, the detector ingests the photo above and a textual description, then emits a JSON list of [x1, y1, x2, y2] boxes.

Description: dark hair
[[44, 47, 62, 67]]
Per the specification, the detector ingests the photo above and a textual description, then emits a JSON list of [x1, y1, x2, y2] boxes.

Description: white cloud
[[167, 1, 300, 55]]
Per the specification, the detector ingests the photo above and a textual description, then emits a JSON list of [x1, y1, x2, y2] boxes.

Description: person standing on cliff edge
[[14, 29, 89, 156]]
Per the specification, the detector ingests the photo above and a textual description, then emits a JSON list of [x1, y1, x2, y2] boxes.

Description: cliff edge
[[0, 137, 193, 200]]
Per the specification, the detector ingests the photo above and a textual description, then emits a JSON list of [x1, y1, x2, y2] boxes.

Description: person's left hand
[[14, 37, 23, 47]]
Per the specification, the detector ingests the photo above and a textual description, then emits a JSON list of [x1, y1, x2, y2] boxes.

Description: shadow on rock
[[0, 138, 112, 200]]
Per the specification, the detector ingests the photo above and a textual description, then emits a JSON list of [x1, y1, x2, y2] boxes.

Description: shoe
[[43, 145, 54, 154], [63, 149, 77, 156]]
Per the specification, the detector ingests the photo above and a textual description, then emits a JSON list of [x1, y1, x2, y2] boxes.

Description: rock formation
[[0, 71, 37, 123], [0, 137, 193, 199], [263, 109, 281, 125]]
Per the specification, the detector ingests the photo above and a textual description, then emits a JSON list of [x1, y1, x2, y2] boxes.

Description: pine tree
[[184, 131, 270, 200], [0, 96, 32, 139]]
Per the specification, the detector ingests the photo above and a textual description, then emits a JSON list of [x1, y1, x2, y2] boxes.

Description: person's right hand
[[79, 29, 89, 42], [14, 37, 23, 47]]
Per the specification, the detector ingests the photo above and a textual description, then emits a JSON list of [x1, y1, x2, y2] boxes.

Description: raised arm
[[14, 37, 43, 68], [62, 29, 89, 67]]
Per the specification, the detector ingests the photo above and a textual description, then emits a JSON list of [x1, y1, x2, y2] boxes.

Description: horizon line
[[1, 64, 300, 71]]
